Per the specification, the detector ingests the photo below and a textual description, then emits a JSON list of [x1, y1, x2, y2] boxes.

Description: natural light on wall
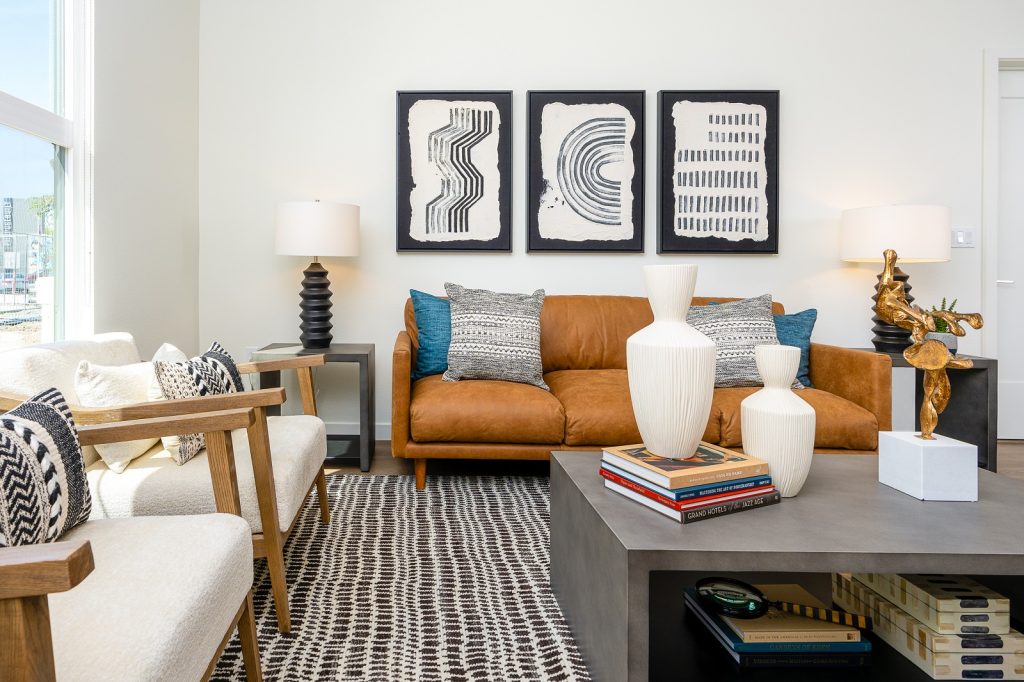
[[0, 0, 93, 351]]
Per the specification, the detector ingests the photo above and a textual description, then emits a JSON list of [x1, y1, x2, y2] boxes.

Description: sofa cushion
[[411, 374, 564, 444], [409, 289, 451, 380], [50, 515, 253, 682], [75, 360, 161, 472], [710, 387, 878, 451], [87, 415, 326, 533], [546, 370, 641, 446]]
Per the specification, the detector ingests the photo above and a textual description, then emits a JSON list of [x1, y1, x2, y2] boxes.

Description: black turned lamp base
[[299, 260, 333, 349], [871, 264, 913, 354]]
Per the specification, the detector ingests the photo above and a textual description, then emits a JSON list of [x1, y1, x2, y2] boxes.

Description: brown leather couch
[[392, 295, 892, 489]]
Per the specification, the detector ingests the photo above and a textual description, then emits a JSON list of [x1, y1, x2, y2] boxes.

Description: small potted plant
[[927, 297, 959, 354]]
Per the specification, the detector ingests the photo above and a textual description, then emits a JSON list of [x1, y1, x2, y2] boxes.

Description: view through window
[[0, 0, 72, 350]]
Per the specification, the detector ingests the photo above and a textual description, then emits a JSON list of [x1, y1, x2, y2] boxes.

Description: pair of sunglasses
[[695, 577, 871, 630]]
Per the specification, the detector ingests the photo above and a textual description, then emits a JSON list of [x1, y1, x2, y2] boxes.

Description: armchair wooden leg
[[315, 467, 330, 524], [265, 539, 291, 633], [237, 593, 263, 682], [414, 458, 427, 490], [0, 596, 55, 682]]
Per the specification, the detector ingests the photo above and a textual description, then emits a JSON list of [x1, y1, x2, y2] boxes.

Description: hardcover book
[[833, 574, 1024, 680], [604, 480, 779, 523], [602, 442, 768, 489], [599, 468, 774, 511], [721, 585, 862, 644], [684, 590, 871, 668], [854, 572, 1010, 613], [600, 462, 772, 502]]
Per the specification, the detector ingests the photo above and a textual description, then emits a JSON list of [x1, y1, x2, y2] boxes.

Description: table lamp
[[839, 204, 951, 353], [275, 200, 360, 349]]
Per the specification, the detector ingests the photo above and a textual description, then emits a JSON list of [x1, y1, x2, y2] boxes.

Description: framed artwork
[[527, 90, 644, 252], [657, 90, 779, 254], [396, 91, 512, 252]]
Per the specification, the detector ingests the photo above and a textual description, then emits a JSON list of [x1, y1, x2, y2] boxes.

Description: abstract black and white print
[[658, 91, 779, 254], [528, 91, 644, 252], [397, 92, 512, 252]]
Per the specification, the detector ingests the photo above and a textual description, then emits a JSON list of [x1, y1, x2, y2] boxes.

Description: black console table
[[861, 349, 998, 471], [254, 343, 375, 471]]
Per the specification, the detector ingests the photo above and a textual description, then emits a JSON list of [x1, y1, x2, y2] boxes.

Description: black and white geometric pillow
[[0, 388, 92, 547], [153, 341, 245, 465], [442, 282, 548, 390]]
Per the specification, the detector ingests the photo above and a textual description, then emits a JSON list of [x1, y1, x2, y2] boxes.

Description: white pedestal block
[[878, 431, 978, 502]]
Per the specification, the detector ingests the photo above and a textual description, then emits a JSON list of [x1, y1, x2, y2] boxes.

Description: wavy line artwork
[[407, 99, 501, 243], [538, 102, 635, 242]]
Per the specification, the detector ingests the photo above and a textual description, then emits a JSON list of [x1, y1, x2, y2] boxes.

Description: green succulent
[[930, 297, 957, 334]]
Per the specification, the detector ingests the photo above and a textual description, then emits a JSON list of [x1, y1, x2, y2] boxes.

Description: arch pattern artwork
[[556, 117, 628, 226]]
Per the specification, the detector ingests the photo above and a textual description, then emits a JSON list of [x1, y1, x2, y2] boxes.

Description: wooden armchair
[[0, 335, 331, 633], [0, 409, 263, 682]]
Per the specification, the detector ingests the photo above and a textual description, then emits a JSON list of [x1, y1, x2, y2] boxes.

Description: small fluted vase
[[741, 345, 816, 497], [627, 265, 716, 459]]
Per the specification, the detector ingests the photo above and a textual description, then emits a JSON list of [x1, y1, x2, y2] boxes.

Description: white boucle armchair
[[0, 409, 263, 682], [0, 333, 331, 633]]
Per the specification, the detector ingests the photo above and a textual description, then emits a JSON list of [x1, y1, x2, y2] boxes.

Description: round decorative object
[[741, 345, 816, 497], [626, 264, 716, 459]]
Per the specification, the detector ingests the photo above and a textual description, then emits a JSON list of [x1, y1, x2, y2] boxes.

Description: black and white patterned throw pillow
[[442, 283, 548, 390], [687, 294, 795, 388], [153, 341, 244, 465], [0, 388, 91, 547]]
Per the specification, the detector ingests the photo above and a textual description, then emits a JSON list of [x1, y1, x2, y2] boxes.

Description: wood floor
[[329, 440, 1024, 481]]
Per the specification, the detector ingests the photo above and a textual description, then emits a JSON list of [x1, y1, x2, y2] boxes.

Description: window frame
[[0, 0, 94, 342]]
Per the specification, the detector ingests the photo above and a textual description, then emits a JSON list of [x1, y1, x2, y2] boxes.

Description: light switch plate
[[951, 228, 975, 248]]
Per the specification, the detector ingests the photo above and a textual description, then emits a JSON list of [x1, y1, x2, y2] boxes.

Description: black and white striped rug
[[212, 475, 591, 681]]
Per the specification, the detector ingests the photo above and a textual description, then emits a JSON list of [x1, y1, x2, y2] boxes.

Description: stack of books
[[685, 584, 872, 668], [600, 442, 780, 523], [833, 573, 1024, 680]]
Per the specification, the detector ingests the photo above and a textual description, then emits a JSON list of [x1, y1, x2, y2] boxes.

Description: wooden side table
[[254, 343, 375, 471], [859, 348, 998, 471]]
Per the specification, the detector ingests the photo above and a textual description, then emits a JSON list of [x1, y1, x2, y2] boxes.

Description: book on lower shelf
[[832, 572, 1024, 680], [683, 586, 871, 669]]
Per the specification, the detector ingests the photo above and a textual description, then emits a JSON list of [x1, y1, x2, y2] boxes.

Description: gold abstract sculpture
[[874, 249, 984, 440]]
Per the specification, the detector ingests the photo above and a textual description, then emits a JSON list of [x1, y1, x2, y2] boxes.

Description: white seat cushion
[[87, 415, 326, 533], [49, 514, 253, 682]]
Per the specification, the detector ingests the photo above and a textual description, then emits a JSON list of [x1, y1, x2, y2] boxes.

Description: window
[[0, 0, 92, 351]]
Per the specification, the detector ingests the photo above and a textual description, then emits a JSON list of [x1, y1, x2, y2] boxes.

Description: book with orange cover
[[602, 442, 768, 489]]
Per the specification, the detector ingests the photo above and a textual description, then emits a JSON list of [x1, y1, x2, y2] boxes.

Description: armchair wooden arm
[[236, 354, 325, 418], [76, 408, 256, 446], [1, 540, 95, 681]]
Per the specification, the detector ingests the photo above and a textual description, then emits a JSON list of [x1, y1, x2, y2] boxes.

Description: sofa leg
[[237, 592, 263, 682], [315, 466, 330, 524], [414, 458, 427, 490], [266, 539, 291, 633]]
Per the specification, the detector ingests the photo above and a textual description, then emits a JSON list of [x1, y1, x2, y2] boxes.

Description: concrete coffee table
[[550, 451, 1024, 682]]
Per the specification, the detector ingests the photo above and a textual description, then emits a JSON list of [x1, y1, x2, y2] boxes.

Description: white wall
[[197, 0, 1024, 437], [94, 0, 200, 357]]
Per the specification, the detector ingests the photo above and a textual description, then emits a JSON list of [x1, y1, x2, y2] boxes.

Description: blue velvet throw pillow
[[773, 309, 818, 387], [410, 289, 451, 380]]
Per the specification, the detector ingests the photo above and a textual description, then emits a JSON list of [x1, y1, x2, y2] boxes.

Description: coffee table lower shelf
[[649, 571, 1021, 682]]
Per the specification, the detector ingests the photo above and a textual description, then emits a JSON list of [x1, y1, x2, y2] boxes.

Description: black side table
[[254, 343, 375, 471], [860, 349, 999, 471]]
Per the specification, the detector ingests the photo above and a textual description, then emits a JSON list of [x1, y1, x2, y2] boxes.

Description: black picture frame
[[657, 90, 779, 254], [527, 90, 645, 252], [396, 91, 513, 252]]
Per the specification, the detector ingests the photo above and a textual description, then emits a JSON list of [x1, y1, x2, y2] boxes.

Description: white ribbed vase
[[626, 265, 716, 459], [741, 345, 816, 497]]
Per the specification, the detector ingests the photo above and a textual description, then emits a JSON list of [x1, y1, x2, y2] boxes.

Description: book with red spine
[[599, 467, 774, 512]]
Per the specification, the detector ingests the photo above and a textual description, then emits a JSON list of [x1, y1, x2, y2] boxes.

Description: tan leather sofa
[[392, 295, 892, 489]]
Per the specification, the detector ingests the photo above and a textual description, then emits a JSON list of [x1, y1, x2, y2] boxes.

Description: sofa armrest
[[392, 332, 413, 458], [809, 343, 892, 431]]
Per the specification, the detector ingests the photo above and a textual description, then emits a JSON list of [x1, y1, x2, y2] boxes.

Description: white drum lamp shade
[[839, 204, 951, 263], [275, 201, 360, 258], [839, 204, 952, 354], [274, 200, 360, 349]]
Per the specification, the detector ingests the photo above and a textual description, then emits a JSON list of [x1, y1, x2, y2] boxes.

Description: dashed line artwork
[[671, 100, 769, 242], [538, 102, 636, 241]]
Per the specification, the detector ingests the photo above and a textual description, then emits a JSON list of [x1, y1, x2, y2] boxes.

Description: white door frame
[[981, 49, 1024, 357]]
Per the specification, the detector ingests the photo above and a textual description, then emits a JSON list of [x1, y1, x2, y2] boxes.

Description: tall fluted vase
[[741, 345, 816, 497], [626, 264, 716, 459]]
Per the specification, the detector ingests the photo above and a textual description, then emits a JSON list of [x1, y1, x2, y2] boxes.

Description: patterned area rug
[[212, 475, 591, 681]]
